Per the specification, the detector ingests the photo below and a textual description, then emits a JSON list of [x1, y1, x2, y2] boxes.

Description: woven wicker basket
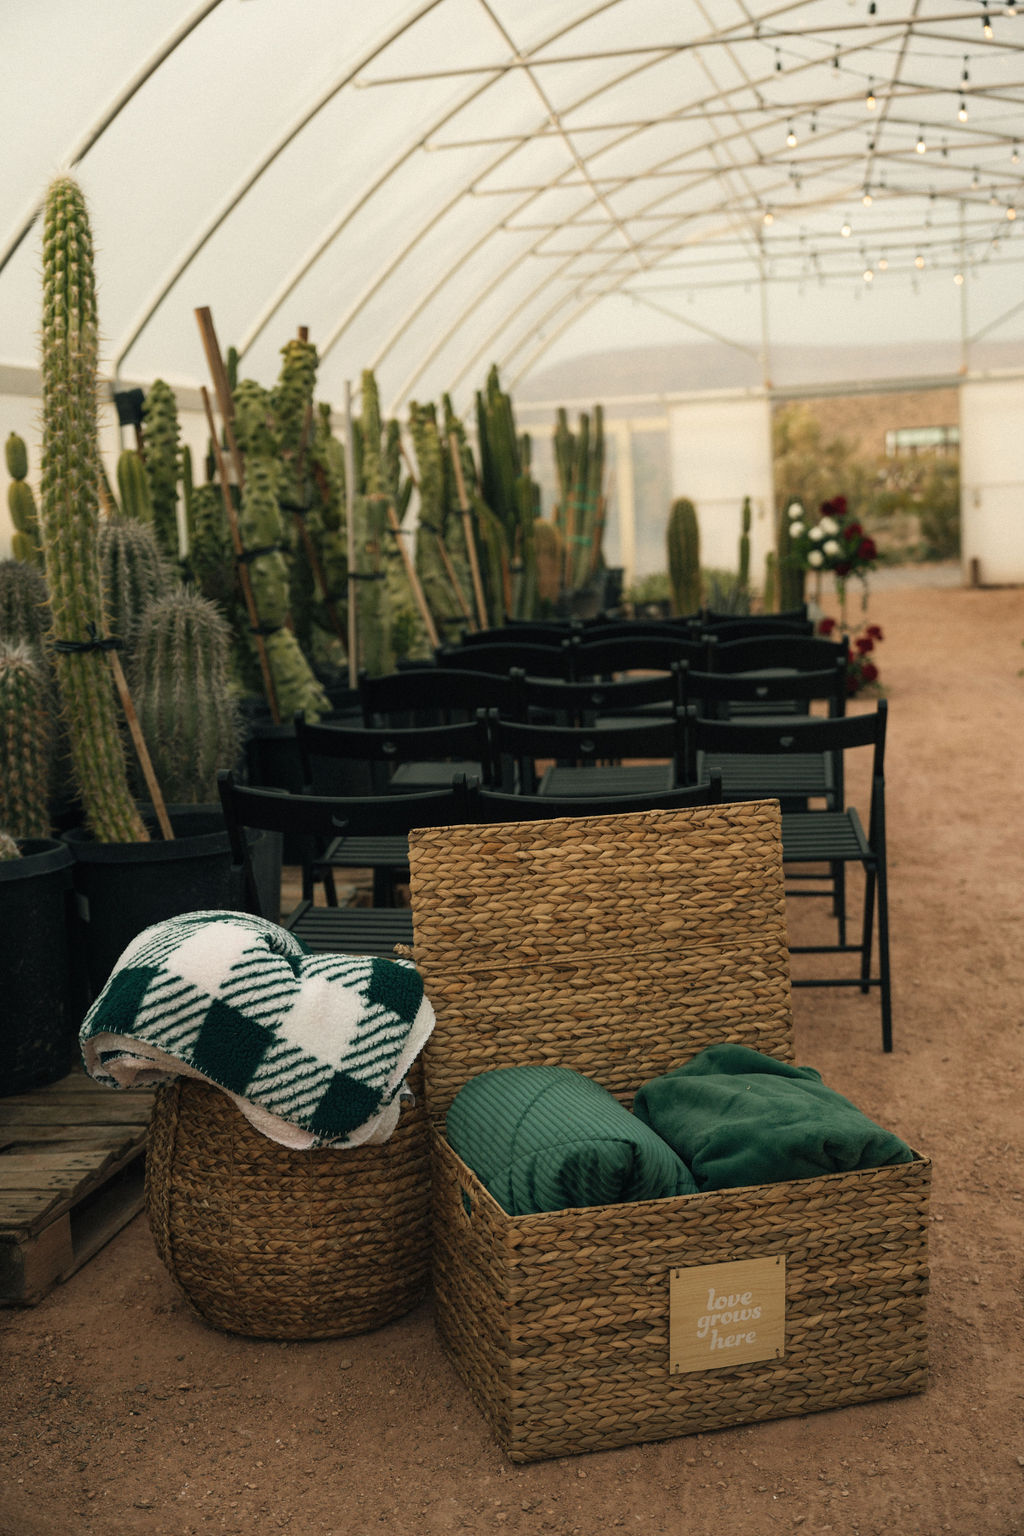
[[145, 1065, 432, 1340], [408, 799, 930, 1463]]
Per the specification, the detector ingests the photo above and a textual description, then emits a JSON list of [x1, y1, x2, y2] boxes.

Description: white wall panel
[[959, 375, 1024, 585], [667, 392, 774, 585]]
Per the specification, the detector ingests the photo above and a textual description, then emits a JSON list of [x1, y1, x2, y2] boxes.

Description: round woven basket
[[144, 1069, 432, 1339]]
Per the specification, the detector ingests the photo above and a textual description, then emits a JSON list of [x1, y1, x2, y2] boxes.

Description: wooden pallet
[[0, 1069, 154, 1306]]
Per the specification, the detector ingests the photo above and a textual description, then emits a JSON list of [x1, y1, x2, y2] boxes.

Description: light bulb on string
[[841, 220, 852, 237], [786, 122, 798, 147], [916, 128, 927, 154], [763, 208, 774, 225], [1013, 144, 1020, 163], [863, 187, 873, 206], [983, 1, 993, 35], [915, 253, 925, 268], [863, 267, 874, 282], [959, 99, 969, 121], [1007, 205, 1017, 220], [878, 254, 888, 270], [866, 82, 877, 109], [954, 271, 965, 284]]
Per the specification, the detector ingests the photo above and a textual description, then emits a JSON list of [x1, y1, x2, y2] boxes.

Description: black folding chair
[[570, 633, 712, 681], [702, 604, 808, 629], [683, 659, 849, 808], [515, 666, 685, 728], [711, 633, 848, 675], [689, 703, 893, 1050], [698, 616, 814, 642], [484, 710, 689, 797], [457, 622, 581, 647], [216, 771, 476, 956]]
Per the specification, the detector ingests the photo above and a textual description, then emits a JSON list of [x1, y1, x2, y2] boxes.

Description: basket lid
[[408, 799, 795, 1120]]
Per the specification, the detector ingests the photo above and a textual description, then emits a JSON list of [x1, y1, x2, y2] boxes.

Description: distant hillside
[[516, 339, 1024, 409]]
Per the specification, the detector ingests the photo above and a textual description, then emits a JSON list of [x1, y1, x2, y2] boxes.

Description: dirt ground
[[2, 568, 1023, 1536]]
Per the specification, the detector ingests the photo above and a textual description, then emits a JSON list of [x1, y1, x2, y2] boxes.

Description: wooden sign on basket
[[670, 1255, 786, 1373]]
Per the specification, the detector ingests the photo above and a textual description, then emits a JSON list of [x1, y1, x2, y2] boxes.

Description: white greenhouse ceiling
[[3, 0, 1024, 411]]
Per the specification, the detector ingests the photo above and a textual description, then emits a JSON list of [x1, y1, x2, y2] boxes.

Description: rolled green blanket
[[446, 1064, 697, 1215], [633, 1043, 914, 1191]]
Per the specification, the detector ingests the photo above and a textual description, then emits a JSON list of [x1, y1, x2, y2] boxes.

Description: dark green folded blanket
[[633, 1043, 914, 1191], [446, 1065, 698, 1215]]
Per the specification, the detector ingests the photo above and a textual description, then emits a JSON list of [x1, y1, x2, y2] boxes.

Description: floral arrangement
[[785, 495, 878, 587], [819, 616, 884, 696]]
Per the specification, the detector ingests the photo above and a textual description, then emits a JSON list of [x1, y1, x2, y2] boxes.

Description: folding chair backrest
[[682, 658, 848, 717], [692, 701, 885, 760], [698, 616, 814, 642], [571, 633, 711, 679], [474, 771, 723, 823], [294, 711, 493, 793], [702, 604, 808, 628], [216, 771, 476, 915], [486, 710, 688, 792], [358, 667, 524, 726], [712, 634, 848, 673], [435, 641, 574, 679], [459, 623, 580, 647], [516, 667, 684, 725]]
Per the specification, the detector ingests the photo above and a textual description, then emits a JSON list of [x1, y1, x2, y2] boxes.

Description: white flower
[[818, 515, 840, 536], [807, 549, 825, 568], [809, 525, 825, 542], [789, 520, 806, 537], [787, 501, 804, 519], [823, 538, 841, 556]]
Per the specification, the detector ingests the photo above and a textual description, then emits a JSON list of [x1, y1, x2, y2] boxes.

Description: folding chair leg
[[860, 867, 876, 995], [875, 860, 894, 1054], [834, 860, 847, 947]]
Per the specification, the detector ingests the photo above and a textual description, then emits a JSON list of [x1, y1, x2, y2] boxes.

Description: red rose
[[860, 661, 879, 683], [833, 560, 852, 577], [858, 537, 877, 561], [866, 624, 884, 640], [818, 616, 837, 636], [855, 636, 874, 654], [844, 521, 863, 540], [832, 495, 848, 515]]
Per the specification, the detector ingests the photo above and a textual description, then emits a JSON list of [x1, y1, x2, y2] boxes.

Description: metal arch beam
[[111, 0, 449, 375], [0, 0, 224, 279]]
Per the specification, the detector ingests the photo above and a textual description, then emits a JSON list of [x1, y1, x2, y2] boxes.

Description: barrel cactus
[[37, 174, 147, 843], [130, 588, 243, 804], [6, 433, 44, 568], [98, 515, 174, 645], [0, 641, 54, 839], [666, 496, 702, 617]]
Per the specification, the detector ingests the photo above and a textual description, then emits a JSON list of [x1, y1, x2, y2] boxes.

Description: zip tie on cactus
[[236, 544, 287, 566], [53, 622, 124, 654]]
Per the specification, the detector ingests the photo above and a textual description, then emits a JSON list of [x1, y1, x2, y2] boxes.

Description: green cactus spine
[[142, 379, 182, 560], [739, 495, 752, 591], [6, 434, 44, 567], [0, 641, 54, 839], [129, 589, 243, 804], [37, 175, 147, 843], [666, 497, 702, 617], [98, 516, 174, 646]]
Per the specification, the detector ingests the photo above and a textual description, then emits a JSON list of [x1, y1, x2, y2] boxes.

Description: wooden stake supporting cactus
[[37, 175, 148, 844]]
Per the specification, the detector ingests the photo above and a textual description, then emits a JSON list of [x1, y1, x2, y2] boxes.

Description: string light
[[983, 1, 993, 36], [841, 220, 852, 237], [878, 255, 889, 270], [866, 82, 877, 109], [763, 208, 774, 225], [959, 99, 969, 121], [863, 187, 873, 206], [1007, 205, 1017, 220], [954, 271, 965, 284], [915, 253, 925, 268], [786, 122, 798, 147], [916, 128, 927, 153], [1012, 144, 1020, 163], [863, 267, 874, 282]]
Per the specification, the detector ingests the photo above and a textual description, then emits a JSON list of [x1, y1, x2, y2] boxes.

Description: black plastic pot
[[63, 808, 258, 1005], [0, 839, 80, 1095]]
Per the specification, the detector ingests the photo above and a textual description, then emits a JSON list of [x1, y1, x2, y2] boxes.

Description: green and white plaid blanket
[[79, 911, 435, 1150]]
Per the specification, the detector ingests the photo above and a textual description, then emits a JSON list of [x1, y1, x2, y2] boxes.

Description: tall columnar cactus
[[0, 641, 54, 839], [532, 520, 565, 613], [129, 588, 243, 804], [776, 499, 806, 612], [98, 515, 174, 645], [738, 495, 752, 591], [6, 434, 44, 568], [553, 404, 606, 595], [666, 497, 702, 617], [37, 175, 147, 843], [116, 448, 153, 522], [142, 378, 182, 561]]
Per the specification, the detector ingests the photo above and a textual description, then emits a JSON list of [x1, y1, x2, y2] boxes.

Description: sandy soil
[[2, 569, 1023, 1536]]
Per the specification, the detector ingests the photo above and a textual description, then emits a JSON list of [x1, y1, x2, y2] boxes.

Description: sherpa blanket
[[79, 910, 434, 1150], [446, 1064, 697, 1215], [633, 1043, 913, 1191]]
